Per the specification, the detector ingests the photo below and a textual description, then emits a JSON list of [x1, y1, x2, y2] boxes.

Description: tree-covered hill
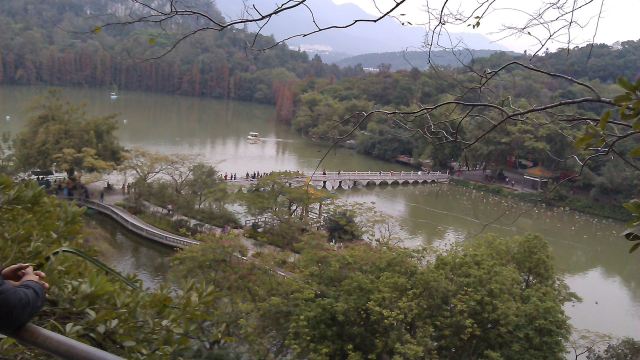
[[335, 49, 519, 71], [291, 40, 640, 211], [473, 40, 640, 83], [0, 0, 352, 104]]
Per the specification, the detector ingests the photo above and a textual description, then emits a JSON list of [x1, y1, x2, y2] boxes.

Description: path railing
[[6, 323, 123, 360], [71, 198, 199, 249], [67, 197, 292, 277], [244, 216, 277, 227]]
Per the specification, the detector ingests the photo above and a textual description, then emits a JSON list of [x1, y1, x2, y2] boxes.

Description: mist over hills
[[215, 0, 508, 61]]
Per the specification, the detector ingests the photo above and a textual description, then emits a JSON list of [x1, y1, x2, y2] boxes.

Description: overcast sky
[[333, 0, 640, 52]]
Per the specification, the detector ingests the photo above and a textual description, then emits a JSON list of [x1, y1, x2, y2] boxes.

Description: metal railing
[[8, 323, 123, 360]]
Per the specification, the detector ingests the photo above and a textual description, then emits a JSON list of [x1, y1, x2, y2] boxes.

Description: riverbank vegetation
[[1, 177, 581, 359], [452, 179, 633, 222], [289, 45, 640, 226]]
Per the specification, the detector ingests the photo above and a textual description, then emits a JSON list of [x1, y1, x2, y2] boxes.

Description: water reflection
[[86, 214, 173, 290], [0, 86, 409, 173]]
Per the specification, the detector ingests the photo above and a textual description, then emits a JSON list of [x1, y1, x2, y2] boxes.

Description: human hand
[[1, 263, 31, 282], [18, 266, 50, 292]]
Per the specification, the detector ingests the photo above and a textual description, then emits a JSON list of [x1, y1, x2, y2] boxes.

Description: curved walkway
[[75, 198, 198, 249], [71, 196, 292, 277]]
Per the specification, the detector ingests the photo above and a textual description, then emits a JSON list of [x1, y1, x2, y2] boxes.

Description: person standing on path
[[100, 190, 104, 203]]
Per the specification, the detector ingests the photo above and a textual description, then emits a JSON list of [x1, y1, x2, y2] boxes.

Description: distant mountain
[[334, 49, 520, 70], [215, 0, 509, 58]]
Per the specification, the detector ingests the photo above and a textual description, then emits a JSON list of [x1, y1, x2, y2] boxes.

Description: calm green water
[[86, 213, 173, 290], [0, 85, 637, 339]]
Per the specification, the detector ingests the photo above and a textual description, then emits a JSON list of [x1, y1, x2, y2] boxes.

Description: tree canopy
[[13, 90, 123, 175]]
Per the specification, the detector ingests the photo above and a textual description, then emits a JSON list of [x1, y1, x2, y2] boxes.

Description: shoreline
[[450, 178, 630, 223]]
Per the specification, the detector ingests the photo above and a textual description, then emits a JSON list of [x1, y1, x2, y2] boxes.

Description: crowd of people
[[221, 171, 299, 181]]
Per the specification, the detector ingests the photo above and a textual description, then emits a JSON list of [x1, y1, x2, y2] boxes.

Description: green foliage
[[587, 338, 640, 360], [623, 199, 640, 252], [239, 173, 333, 249], [572, 77, 640, 250], [131, 159, 239, 229], [257, 234, 571, 359], [187, 163, 228, 210], [13, 90, 123, 174], [0, 177, 183, 358], [241, 172, 331, 220], [168, 232, 573, 359], [137, 212, 196, 236], [324, 210, 363, 243], [245, 219, 313, 250], [0, 176, 573, 359]]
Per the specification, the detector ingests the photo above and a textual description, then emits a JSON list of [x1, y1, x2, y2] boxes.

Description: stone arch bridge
[[308, 171, 449, 190]]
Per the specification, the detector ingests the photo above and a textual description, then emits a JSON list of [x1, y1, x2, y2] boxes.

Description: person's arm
[[0, 274, 46, 334]]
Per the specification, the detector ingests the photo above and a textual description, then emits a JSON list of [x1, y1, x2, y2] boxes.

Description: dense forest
[[0, 0, 361, 105], [291, 41, 640, 208]]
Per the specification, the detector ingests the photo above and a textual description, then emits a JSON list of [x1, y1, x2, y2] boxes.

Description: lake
[[0, 85, 636, 340]]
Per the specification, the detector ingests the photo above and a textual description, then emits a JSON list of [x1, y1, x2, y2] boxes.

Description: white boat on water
[[110, 92, 118, 100], [247, 132, 261, 143]]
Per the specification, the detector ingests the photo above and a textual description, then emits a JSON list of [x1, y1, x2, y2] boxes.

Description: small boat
[[110, 92, 118, 100], [247, 132, 261, 143]]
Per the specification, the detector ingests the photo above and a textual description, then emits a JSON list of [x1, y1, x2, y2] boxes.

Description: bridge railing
[[6, 323, 123, 360], [244, 216, 277, 227], [69, 198, 198, 249], [309, 171, 450, 181]]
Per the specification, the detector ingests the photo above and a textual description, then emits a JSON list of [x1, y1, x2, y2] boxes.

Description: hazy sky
[[333, 0, 640, 52]]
